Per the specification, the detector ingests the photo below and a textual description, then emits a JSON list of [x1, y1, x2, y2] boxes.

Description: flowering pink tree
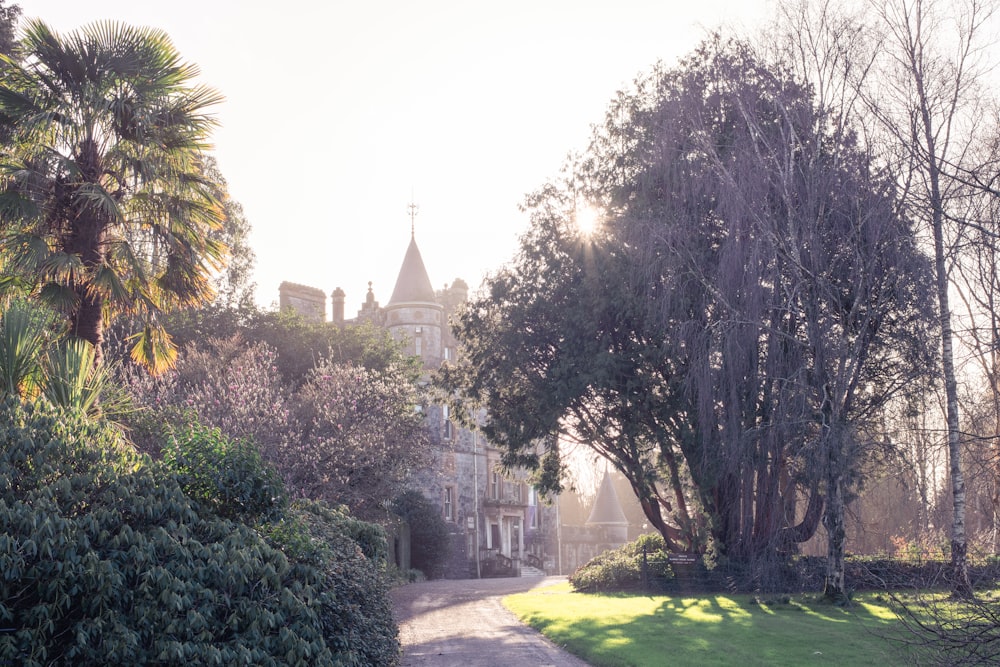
[[124, 336, 429, 518], [122, 337, 291, 456], [286, 359, 430, 518]]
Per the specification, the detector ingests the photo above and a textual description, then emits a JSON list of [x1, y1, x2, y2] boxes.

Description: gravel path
[[390, 575, 593, 667]]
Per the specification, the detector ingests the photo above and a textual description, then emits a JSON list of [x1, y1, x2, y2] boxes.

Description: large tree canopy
[[440, 38, 935, 593], [0, 19, 225, 372]]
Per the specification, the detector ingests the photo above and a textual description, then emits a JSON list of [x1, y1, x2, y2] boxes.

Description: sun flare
[[574, 205, 601, 236]]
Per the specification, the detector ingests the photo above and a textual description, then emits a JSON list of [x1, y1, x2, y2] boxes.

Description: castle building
[[279, 226, 634, 578], [281, 230, 553, 577]]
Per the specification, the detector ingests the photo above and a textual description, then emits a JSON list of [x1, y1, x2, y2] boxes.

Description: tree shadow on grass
[[514, 591, 922, 667]]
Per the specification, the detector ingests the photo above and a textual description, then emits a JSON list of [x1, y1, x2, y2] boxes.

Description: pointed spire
[[586, 470, 628, 526], [388, 233, 436, 305]]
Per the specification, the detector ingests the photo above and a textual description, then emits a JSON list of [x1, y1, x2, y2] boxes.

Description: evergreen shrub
[[0, 401, 333, 666], [266, 500, 400, 667], [570, 533, 674, 592], [163, 420, 285, 523]]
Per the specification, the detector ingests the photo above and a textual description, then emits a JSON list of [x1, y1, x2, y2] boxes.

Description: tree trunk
[[661, 444, 697, 549], [930, 169, 973, 599], [819, 411, 849, 603], [823, 488, 849, 604], [823, 453, 848, 603], [66, 136, 107, 367], [72, 291, 105, 367], [902, 0, 977, 601]]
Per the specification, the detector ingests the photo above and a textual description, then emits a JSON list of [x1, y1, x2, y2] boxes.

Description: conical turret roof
[[388, 235, 436, 305], [586, 470, 628, 526]]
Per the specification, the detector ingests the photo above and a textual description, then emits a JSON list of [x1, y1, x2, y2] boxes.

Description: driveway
[[390, 575, 592, 667]]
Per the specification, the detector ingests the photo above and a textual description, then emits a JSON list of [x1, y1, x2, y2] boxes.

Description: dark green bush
[[0, 401, 333, 666], [392, 490, 451, 579], [569, 533, 674, 592], [162, 419, 285, 523], [266, 500, 400, 666]]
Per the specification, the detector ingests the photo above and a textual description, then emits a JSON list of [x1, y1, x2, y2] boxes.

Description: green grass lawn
[[504, 582, 924, 666]]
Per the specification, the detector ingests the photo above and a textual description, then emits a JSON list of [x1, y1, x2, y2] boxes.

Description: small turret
[[355, 282, 378, 320], [587, 470, 629, 546], [449, 278, 468, 304]]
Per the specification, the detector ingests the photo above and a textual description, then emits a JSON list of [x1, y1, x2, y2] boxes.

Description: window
[[490, 523, 501, 549], [491, 469, 500, 500], [528, 487, 539, 528], [444, 346, 452, 361], [414, 337, 422, 356], [443, 405, 452, 439], [443, 486, 454, 521]]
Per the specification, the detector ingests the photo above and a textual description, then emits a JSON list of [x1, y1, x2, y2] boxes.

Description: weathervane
[[407, 201, 419, 238]]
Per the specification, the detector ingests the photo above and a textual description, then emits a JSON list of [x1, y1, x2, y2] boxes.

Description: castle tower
[[384, 206, 444, 367], [586, 470, 629, 546]]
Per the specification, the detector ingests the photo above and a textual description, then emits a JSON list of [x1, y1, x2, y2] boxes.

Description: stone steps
[[520, 565, 546, 577]]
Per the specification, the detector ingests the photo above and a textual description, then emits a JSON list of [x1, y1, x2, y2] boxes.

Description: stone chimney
[[331, 287, 346, 325]]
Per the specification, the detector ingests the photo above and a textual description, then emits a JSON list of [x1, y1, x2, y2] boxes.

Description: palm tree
[[0, 19, 226, 373]]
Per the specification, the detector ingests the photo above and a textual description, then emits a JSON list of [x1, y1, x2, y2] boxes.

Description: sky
[[15, 0, 775, 316]]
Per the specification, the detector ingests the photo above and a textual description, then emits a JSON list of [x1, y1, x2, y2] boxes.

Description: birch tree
[[863, 0, 999, 597]]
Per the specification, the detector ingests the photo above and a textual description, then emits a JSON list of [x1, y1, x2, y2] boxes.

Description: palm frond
[[88, 263, 132, 306], [38, 251, 83, 284], [103, 239, 150, 286], [0, 185, 42, 222], [0, 275, 34, 301], [41, 337, 112, 417], [0, 232, 51, 273], [127, 324, 177, 375], [73, 182, 125, 226], [0, 302, 51, 399], [38, 282, 78, 312]]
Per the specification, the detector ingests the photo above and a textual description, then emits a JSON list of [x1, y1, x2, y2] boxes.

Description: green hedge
[[0, 401, 333, 666], [569, 533, 675, 592]]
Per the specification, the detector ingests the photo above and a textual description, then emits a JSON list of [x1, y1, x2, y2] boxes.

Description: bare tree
[[862, 0, 999, 598], [766, 0, 877, 135], [953, 178, 1000, 553], [764, 0, 956, 590]]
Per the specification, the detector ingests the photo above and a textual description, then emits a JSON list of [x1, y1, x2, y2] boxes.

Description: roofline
[[384, 301, 443, 310]]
